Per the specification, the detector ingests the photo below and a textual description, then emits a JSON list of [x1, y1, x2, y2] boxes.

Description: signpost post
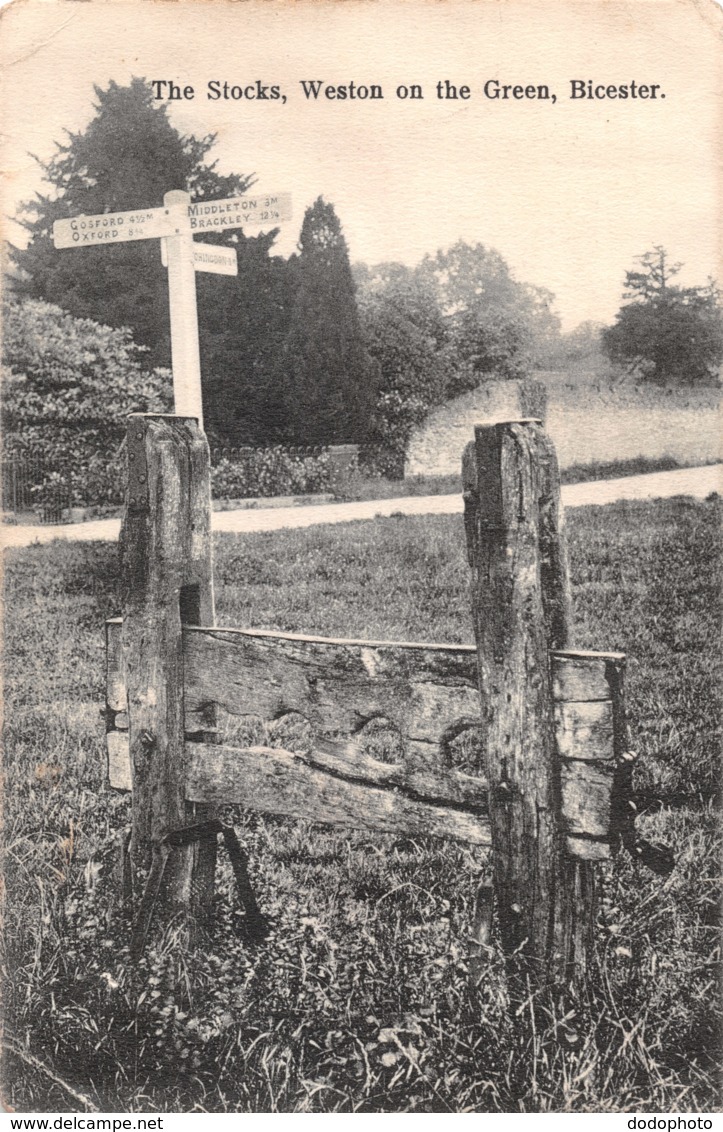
[[53, 189, 292, 428], [162, 190, 203, 420]]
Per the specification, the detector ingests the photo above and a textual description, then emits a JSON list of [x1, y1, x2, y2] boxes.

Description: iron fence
[[2, 449, 73, 524], [211, 444, 327, 464]]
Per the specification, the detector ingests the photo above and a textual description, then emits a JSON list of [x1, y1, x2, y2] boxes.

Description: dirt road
[[3, 463, 720, 550]]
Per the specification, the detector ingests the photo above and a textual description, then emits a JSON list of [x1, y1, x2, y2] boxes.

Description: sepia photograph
[[0, 0, 720, 1115]]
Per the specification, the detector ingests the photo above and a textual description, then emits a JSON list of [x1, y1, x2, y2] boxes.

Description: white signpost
[[52, 205, 188, 249], [53, 189, 291, 426], [161, 240, 238, 276], [187, 194, 292, 233]]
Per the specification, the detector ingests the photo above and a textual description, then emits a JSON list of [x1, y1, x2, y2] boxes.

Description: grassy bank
[[2, 496, 720, 1112], [335, 455, 718, 503]]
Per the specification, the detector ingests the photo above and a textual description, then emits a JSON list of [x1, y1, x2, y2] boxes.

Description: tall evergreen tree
[[280, 198, 378, 444], [200, 232, 297, 444], [10, 78, 255, 370], [602, 247, 723, 384]]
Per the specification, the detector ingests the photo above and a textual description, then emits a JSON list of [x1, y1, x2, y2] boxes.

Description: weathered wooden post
[[120, 413, 216, 927], [463, 420, 600, 995]]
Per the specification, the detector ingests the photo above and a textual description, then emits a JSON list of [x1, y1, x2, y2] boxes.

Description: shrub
[[2, 294, 171, 507], [358, 442, 405, 480], [211, 448, 331, 499]]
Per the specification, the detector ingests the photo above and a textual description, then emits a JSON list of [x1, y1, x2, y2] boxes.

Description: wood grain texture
[[107, 623, 624, 852], [180, 418, 218, 908], [105, 617, 126, 715], [105, 615, 129, 792], [559, 762, 614, 838], [107, 619, 488, 800], [119, 414, 215, 913], [551, 651, 626, 703], [185, 742, 491, 845], [463, 420, 599, 989], [107, 730, 131, 792], [551, 650, 627, 859], [564, 835, 611, 862], [182, 626, 485, 776], [554, 701, 615, 761], [106, 728, 489, 815], [309, 735, 488, 808]]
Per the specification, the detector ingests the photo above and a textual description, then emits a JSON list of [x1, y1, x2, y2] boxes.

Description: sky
[[1, 0, 720, 330]]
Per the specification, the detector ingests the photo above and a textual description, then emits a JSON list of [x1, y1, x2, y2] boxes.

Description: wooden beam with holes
[[105, 618, 491, 844], [105, 618, 626, 853]]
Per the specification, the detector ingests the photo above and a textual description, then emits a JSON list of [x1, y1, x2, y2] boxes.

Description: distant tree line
[[6, 79, 719, 484], [548, 252, 723, 383], [7, 79, 562, 471]]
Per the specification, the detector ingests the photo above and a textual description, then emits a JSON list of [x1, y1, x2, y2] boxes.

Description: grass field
[[2, 495, 720, 1112]]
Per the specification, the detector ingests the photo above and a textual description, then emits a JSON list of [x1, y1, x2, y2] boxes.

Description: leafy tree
[[279, 198, 378, 444], [603, 247, 723, 384], [10, 78, 256, 371], [414, 240, 560, 389], [2, 294, 171, 503], [354, 245, 560, 470], [355, 262, 451, 475]]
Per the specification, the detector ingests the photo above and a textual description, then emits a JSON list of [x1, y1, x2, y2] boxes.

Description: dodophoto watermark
[[628, 1121, 715, 1130]]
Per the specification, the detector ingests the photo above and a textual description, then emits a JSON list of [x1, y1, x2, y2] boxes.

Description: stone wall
[[405, 380, 547, 477], [405, 375, 720, 476]]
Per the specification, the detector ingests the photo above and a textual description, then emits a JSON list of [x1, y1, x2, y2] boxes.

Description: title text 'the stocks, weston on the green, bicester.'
[[150, 78, 665, 105]]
